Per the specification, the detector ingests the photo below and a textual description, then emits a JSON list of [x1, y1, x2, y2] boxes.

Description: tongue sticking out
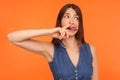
[[67, 27, 77, 31]]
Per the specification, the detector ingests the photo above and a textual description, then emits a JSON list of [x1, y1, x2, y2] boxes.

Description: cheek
[[76, 23, 79, 30], [75, 22, 79, 28], [76, 21, 79, 26], [61, 19, 69, 27]]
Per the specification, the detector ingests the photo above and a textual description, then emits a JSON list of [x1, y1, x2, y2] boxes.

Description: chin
[[68, 33, 76, 38], [68, 31, 77, 35]]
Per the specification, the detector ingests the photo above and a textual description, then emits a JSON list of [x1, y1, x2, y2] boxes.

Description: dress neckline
[[60, 42, 82, 69]]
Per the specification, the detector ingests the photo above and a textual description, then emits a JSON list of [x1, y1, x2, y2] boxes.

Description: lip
[[66, 26, 77, 31]]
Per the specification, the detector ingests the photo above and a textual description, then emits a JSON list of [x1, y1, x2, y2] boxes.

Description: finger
[[60, 29, 69, 39], [65, 30, 69, 38], [62, 25, 70, 29], [59, 28, 65, 39], [58, 28, 62, 39]]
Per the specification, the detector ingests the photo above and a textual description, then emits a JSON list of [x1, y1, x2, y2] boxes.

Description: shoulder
[[43, 42, 54, 55], [82, 43, 95, 53], [89, 44, 96, 56], [89, 44, 98, 65], [41, 42, 54, 62], [87, 44, 97, 61]]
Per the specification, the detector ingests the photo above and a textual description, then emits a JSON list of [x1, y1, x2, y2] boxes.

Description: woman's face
[[61, 8, 79, 36]]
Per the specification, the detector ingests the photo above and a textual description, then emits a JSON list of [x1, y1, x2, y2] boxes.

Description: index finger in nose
[[62, 25, 70, 29]]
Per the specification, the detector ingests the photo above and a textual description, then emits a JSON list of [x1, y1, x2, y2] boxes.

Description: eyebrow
[[64, 13, 70, 15], [64, 12, 78, 16]]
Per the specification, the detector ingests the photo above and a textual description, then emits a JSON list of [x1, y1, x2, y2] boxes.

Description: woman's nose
[[69, 18, 74, 24]]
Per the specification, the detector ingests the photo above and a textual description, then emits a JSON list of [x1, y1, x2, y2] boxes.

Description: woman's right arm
[[7, 28, 65, 61], [8, 29, 54, 42]]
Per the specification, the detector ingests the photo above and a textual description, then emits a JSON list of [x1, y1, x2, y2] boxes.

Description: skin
[[7, 8, 98, 80]]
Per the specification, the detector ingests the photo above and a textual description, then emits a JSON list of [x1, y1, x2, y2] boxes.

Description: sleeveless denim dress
[[49, 42, 93, 80]]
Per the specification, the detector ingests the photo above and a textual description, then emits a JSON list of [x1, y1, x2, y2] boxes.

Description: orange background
[[0, 0, 120, 80]]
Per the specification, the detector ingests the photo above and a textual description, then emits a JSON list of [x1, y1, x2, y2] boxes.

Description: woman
[[7, 4, 98, 80]]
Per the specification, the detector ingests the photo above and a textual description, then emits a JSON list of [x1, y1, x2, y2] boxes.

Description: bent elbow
[[7, 33, 14, 42], [7, 33, 18, 43]]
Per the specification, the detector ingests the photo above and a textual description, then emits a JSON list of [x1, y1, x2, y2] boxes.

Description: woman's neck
[[62, 37, 78, 48]]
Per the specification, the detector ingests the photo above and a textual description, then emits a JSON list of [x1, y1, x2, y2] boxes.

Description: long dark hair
[[51, 4, 86, 44]]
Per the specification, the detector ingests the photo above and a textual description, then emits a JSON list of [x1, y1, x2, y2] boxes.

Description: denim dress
[[49, 42, 93, 80]]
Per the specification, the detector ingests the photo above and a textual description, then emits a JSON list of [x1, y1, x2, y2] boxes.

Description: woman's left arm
[[90, 45, 98, 80]]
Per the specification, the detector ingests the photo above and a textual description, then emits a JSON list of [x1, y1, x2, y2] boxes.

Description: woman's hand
[[50, 26, 69, 40]]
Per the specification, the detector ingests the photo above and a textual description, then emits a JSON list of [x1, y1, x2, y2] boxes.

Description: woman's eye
[[63, 15, 69, 19], [74, 17, 79, 20]]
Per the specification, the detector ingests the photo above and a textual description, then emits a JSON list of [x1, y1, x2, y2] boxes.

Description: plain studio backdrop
[[0, 0, 120, 80]]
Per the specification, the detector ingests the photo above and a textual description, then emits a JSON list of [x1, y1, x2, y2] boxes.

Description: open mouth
[[66, 26, 77, 31]]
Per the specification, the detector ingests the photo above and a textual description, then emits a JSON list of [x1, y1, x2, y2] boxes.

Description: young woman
[[7, 4, 98, 80]]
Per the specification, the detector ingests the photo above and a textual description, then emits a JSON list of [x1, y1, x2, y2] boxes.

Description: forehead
[[65, 8, 77, 15]]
